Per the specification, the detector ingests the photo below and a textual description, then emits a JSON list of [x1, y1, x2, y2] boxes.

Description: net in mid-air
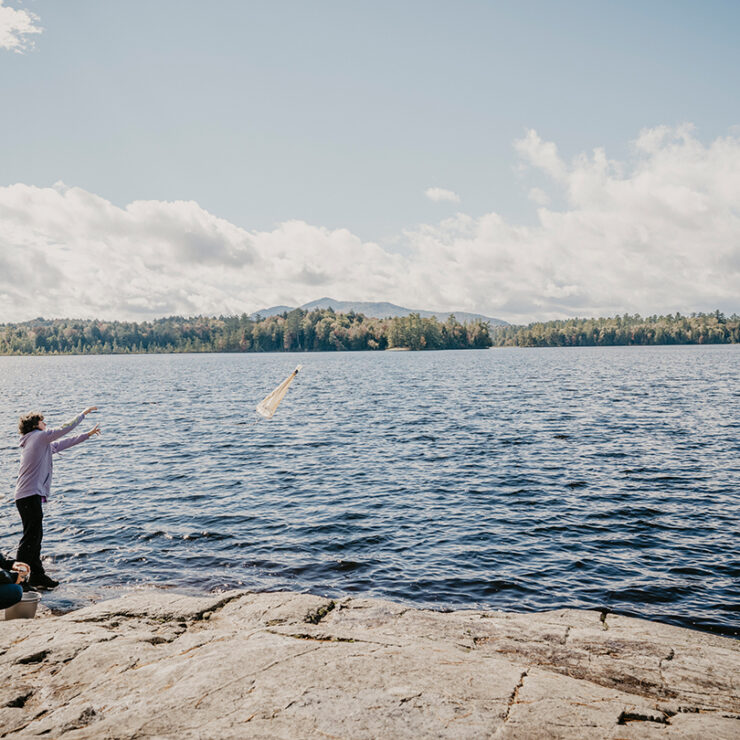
[[256, 365, 303, 419]]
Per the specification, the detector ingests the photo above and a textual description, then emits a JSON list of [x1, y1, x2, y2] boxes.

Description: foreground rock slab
[[0, 590, 738, 738]]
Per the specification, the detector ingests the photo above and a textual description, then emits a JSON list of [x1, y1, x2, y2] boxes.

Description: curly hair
[[19, 413, 44, 436]]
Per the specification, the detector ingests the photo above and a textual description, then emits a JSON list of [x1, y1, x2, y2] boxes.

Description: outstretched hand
[[83, 406, 98, 416], [86, 424, 101, 439]]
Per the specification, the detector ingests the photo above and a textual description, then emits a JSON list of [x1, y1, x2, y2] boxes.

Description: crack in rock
[[188, 643, 321, 711], [193, 679, 255, 710], [67, 615, 119, 624], [400, 692, 423, 705], [145, 625, 188, 646], [267, 630, 402, 648], [269, 689, 312, 719], [60, 706, 98, 734], [546, 663, 679, 702], [658, 647, 675, 683], [278, 632, 356, 643], [69, 593, 243, 627], [15, 650, 49, 665], [4, 690, 33, 708], [256, 599, 294, 624], [503, 669, 529, 723], [304, 600, 336, 625], [245, 646, 324, 681], [0, 709, 48, 738], [185, 702, 251, 731], [192, 593, 244, 621], [617, 709, 670, 725]]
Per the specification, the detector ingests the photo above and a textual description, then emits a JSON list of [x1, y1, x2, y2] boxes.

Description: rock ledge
[[1, 590, 738, 738]]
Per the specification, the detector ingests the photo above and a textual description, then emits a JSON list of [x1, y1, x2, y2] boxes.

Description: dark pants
[[0, 583, 22, 609], [16, 495, 45, 578]]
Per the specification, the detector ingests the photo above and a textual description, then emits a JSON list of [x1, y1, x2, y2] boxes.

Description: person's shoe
[[21, 581, 39, 593], [28, 574, 59, 590]]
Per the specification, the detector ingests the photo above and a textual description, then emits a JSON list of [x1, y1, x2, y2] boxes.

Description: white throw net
[[256, 365, 303, 419]]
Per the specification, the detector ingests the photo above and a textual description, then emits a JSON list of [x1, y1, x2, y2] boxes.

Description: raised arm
[[51, 423, 101, 454], [45, 407, 97, 442]]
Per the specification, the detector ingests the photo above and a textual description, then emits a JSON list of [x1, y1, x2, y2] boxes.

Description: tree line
[[0, 309, 493, 355], [491, 311, 740, 347], [3, 309, 738, 356]]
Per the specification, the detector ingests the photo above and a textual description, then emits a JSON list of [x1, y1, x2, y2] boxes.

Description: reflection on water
[[0, 346, 738, 636]]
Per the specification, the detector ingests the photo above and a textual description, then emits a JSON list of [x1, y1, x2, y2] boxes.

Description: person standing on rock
[[15, 407, 101, 590]]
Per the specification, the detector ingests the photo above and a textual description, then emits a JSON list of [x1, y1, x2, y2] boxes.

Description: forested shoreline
[[492, 311, 740, 347], [1, 309, 738, 356], [0, 309, 492, 355]]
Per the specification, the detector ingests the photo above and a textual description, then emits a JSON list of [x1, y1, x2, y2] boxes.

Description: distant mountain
[[251, 305, 294, 318], [253, 297, 507, 326]]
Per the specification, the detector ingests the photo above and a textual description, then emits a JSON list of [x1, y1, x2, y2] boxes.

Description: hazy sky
[[1, 0, 739, 322]]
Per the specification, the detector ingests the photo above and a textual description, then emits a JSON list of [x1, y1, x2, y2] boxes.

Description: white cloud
[[424, 187, 461, 204], [528, 187, 550, 206], [514, 129, 566, 181], [1, 125, 739, 324], [0, 183, 405, 321], [0, 0, 42, 53], [406, 125, 740, 322]]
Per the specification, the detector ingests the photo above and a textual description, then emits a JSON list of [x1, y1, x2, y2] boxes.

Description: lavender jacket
[[15, 413, 89, 502]]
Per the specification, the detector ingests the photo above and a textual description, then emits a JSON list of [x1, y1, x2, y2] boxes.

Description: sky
[[1, 0, 739, 324]]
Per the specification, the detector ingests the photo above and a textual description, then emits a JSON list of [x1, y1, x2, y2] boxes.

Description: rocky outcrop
[[0, 590, 738, 738]]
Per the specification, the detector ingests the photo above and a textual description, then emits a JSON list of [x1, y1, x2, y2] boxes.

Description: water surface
[[0, 346, 737, 636]]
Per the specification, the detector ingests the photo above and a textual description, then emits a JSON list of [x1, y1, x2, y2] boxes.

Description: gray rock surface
[[0, 590, 738, 738]]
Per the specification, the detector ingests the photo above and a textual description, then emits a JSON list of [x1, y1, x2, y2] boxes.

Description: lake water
[[0, 347, 738, 636]]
